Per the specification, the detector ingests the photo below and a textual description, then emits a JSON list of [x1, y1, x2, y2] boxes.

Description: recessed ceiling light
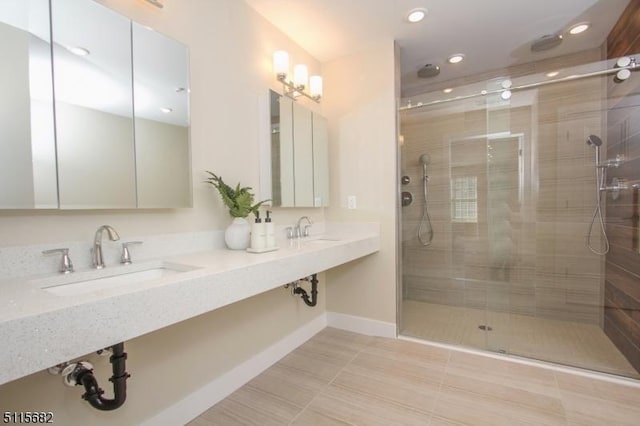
[[160, 107, 173, 113], [406, 8, 427, 23], [501, 90, 512, 100], [67, 46, 90, 56], [569, 22, 590, 35], [443, 88, 453, 94], [546, 71, 560, 77], [447, 54, 465, 64]]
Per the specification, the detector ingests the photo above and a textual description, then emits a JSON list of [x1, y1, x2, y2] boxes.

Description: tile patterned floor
[[189, 328, 640, 426], [402, 300, 640, 379]]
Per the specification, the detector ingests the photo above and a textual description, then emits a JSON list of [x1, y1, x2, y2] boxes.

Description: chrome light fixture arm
[[277, 74, 321, 103]]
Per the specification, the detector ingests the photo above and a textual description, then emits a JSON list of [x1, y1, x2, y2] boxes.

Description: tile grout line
[[287, 340, 371, 425]]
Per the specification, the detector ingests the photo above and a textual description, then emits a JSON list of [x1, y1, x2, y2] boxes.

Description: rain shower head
[[417, 64, 441, 78], [530, 34, 563, 52], [586, 135, 603, 147]]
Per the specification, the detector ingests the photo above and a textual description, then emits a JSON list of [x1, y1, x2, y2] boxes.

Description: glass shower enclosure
[[398, 55, 640, 379]]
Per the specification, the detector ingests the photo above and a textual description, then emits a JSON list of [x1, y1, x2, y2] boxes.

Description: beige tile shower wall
[[401, 73, 606, 325]]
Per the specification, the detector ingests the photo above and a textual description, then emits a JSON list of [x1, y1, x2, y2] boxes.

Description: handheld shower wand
[[418, 154, 434, 246], [587, 135, 602, 175], [585, 135, 610, 255]]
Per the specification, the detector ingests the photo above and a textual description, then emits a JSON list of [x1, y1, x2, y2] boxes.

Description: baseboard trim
[[140, 313, 328, 426], [326, 311, 396, 338]]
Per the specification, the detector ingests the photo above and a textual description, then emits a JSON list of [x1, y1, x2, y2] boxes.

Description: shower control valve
[[605, 178, 628, 200]]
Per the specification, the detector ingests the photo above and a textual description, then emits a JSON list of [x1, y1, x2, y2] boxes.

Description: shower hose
[[418, 174, 434, 246], [586, 165, 610, 255]]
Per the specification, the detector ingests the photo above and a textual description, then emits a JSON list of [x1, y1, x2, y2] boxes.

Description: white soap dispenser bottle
[[265, 210, 275, 248], [250, 211, 266, 250]]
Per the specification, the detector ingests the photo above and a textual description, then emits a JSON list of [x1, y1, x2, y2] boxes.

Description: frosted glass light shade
[[273, 50, 289, 78], [293, 64, 308, 88], [309, 75, 323, 98]]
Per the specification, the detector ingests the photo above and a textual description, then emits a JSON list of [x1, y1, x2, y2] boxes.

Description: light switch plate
[[347, 195, 357, 209]]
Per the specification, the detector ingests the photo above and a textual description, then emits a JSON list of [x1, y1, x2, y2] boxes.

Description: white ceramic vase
[[224, 217, 251, 250]]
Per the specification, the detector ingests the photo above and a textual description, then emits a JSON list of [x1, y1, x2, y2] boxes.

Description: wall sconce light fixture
[[273, 50, 322, 102]]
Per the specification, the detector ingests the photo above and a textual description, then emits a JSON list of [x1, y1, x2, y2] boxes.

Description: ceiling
[[244, 0, 631, 96]]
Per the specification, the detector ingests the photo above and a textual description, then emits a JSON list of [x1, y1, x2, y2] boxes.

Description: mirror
[[0, 0, 191, 210], [132, 23, 192, 208], [312, 113, 329, 207], [0, 0, 57, 208], [266, 90, 329, 207], [52, 0, 136, 208]]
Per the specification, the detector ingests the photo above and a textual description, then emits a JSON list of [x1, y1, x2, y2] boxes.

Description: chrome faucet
[[92, 225, 120, 269], [295, 216, 313, 238]]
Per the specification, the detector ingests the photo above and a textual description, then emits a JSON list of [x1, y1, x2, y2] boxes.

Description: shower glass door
[[399, 55, 640, 378]]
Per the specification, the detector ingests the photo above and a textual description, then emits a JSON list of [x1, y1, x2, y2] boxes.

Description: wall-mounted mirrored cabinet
[[0, 0, 191, 209], [0, 0, 57, 209], [264, 90, 329, 207]]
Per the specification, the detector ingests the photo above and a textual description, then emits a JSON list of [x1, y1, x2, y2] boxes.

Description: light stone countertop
[[0, 224, 379, 385]]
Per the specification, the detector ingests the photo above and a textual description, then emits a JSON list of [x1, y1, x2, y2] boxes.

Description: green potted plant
[[205, 171, 269, 250]]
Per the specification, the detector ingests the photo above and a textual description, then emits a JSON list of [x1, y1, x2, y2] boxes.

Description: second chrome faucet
[[287, 216, 313, 239], [92, 225, 120, 269]]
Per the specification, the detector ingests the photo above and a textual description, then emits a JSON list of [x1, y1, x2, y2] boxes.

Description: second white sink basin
[[302, 237, 341, 244], [36, 262, 199, 296]]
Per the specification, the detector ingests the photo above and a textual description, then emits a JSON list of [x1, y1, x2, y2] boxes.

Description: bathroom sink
[[36, 262, 199, 296], [302, 236, 341, 244]]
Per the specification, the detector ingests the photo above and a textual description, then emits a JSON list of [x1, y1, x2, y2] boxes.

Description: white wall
[[0, 0, 328, 424], [323, 41, 398, 324]]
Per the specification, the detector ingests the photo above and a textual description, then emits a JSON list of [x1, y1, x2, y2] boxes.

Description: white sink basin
[[302, 236, 341, 243], [36, 262, 199, 296]]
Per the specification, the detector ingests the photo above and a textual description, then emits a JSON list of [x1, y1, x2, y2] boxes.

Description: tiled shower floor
[[402, 299, 640, 379]]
